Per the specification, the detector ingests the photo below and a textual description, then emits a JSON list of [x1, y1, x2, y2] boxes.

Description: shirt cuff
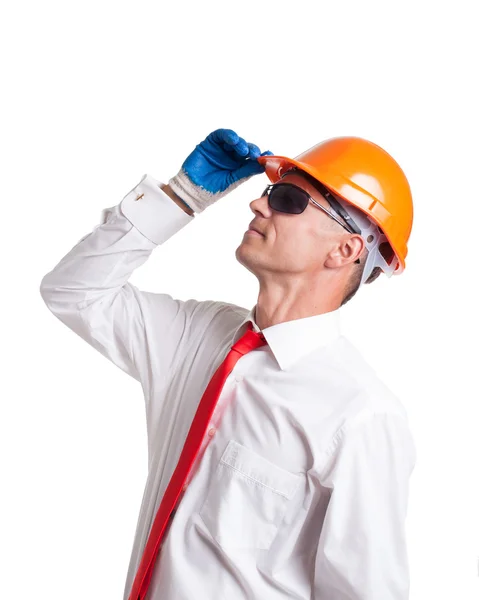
[[120, 173, 195, 245]]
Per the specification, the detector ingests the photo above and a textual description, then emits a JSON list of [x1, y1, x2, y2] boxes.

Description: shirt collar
[[231, 304, 341, 371]]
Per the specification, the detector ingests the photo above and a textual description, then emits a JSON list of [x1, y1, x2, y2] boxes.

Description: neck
[[254, 279, 342, 330]]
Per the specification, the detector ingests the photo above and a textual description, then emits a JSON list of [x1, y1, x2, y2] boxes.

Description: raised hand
[[168, 128, 274, 214]]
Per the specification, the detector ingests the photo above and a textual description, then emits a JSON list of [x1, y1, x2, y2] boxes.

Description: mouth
[[247, 223, 265, 236]]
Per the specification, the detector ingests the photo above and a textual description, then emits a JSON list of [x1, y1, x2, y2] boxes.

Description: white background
[[2, 0, 478, 598]]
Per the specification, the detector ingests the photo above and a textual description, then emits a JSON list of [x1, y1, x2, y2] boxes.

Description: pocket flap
[[221, 440, 300, 499]]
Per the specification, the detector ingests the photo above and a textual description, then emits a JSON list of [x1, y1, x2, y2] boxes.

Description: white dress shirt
[[40, 173, 416, 600]]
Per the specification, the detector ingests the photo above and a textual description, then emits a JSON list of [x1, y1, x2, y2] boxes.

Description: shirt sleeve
[[39, 173, 197, 385], [313, 412, 416, 600]]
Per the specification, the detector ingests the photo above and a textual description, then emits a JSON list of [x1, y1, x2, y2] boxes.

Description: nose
[[249, 191, 273, 217]]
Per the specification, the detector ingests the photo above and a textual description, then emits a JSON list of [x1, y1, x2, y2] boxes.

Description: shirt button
[[182, 483, 188, 492], [207, 426, 216, 437], [235, 374, 243, 382]]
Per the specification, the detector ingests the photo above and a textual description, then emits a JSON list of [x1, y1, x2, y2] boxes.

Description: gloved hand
[[168, 128, 274, 214]]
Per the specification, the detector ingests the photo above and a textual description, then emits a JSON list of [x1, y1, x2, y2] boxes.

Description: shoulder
[[312, 335, 416, 478], [176, 298, 248, 344], [325, 334, 410, 421]]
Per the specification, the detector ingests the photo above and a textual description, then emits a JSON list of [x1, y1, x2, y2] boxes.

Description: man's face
[[235, 171, 349, 280]]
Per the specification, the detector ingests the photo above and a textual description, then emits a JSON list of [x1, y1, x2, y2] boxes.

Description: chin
[[235, 245, 245, 264], [235, 245, 260, 276], [235, 244, 250, 265]]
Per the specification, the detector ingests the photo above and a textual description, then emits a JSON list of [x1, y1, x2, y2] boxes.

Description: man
[[40, 128, 416, 599]]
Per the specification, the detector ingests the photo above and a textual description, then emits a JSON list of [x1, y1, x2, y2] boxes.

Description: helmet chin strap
[[333, 200, 399, 285]]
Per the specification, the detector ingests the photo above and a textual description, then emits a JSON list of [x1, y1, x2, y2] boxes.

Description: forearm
[[39, 173, 199, 384], [40, 174, 194, 313]]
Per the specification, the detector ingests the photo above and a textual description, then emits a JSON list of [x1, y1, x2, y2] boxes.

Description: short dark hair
[[341, 253, 382, 306]]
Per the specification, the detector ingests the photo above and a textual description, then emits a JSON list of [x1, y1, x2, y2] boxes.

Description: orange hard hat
[[256, 136, 413, 275]]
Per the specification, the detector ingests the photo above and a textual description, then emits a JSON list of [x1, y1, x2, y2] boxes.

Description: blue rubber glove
[[168, 128, 274, 214]]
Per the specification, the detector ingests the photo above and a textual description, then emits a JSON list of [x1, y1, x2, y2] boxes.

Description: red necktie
[[128, 321, 267, 600]]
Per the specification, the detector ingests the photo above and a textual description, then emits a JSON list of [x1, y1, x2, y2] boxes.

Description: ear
[[324, 234, 365, 269]]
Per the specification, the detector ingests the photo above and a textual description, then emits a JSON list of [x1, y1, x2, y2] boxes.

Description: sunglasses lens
[[267, 184, 308, 214]]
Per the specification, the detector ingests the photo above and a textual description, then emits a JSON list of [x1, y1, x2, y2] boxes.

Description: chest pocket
[[199, 439, 301, 551]]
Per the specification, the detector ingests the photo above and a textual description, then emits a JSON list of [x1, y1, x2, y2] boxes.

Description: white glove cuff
[[167, 168, 218, 214], [168, 168, 248, 214]]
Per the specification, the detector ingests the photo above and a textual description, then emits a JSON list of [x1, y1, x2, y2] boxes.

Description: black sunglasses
[[261, 181, 361, 235], [261, 178, 362, 263]]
